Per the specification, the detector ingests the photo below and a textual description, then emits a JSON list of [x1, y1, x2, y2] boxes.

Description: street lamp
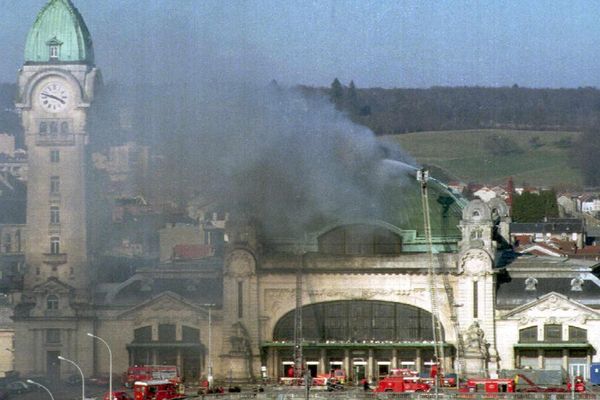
[[26, 379, 54, 400], [201, 304, 216, 387], [88, 332, 113, 400], [58, 355, 85, 400]]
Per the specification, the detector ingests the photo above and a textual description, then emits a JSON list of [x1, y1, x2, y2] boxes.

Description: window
[[50, 236, 60, 254], [158, 324, 176, 342], [39, 122, 48, 134], [569, 326, 587, 342], [46, 295, 59, 310], [50, 206, 60, 224], [134, 326, 152, 343], [473, 281, 478, 319], [525, 277, 538, 291], [2, 234, 11, 253], [50, 176, 60, 194], [519, 326, 537, 343], [182, 326, 200, 342], [571, 277, 584, 291], [238, 281, 244, 319], [318, 224, 402, 255], [544, 324, 562, 342], [46, 329, 60, 343], [49, 45, 59, 59], [60, 121, 69, 134], [50, 150, 60, 163], [49, 121, 58, 134]]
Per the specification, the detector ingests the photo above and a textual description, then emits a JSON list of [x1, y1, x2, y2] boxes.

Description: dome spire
[[24, 0, 94, 65]]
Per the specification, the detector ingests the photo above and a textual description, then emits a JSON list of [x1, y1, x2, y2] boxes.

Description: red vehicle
[[374, 376, 431, 393], [312, 369, 347, 386], [515, 374, 586, 393], [133, 380, 185, 400], [104, 391, 133, 400], [123, 365, 180, 388], [388, 368, 456, 387], [460, 378, 516, 393]]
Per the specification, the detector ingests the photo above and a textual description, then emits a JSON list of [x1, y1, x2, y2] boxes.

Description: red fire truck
[[123, 365, 180, 388], [133, 380, 185, 400], [374, 376, 431, 393], [460, 378, 516, 393]]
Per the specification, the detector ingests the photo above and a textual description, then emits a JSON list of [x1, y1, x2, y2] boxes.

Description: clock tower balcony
[[42, 253, 67, 266]]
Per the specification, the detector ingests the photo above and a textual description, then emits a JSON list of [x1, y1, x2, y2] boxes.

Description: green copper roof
[[24, 0, 94, 64]]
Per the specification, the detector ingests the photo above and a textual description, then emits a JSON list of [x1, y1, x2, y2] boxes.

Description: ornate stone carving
[[464, 321, 488, 356], [225, 249, 256, 278], [460, 249, 492, 276]]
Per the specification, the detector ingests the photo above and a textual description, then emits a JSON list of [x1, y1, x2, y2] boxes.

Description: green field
[[380, 129, 582, 188]]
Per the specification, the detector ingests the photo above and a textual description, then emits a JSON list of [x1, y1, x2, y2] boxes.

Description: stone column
[[416, 349, 422, 373], [562, 349, 569, 371], [392, 349, 398, 369], [367, 349, 374, 382], [176, 349, 182, 375], [319, 349, 326, 375], [538, 350, 544, 369], [343, 349, 350, 380]]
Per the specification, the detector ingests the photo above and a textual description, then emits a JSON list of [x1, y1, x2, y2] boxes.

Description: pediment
[[32, 277, 74, 294], [117, 291, 209, 321], [501, 292, 600, 326]]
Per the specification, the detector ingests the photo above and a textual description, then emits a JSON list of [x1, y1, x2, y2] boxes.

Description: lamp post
[[26, 379, 54, 400], [58, 355, 85, 400], [201, 304, 216, 387], [87, 333, 113, 400]]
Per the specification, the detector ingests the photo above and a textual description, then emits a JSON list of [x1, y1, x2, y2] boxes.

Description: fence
[[187, 391, 600, 400]]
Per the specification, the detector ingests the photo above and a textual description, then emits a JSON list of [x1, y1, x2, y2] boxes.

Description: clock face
[[39, 82, 70, 113]]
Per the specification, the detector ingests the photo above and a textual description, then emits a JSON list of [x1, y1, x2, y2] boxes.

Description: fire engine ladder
[[293, 254, 304, 380], [441, 267, 465, 376], [418, 169, 445, 376]]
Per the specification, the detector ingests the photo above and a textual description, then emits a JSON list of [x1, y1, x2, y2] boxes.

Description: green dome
[[24, 0, 94, 64]]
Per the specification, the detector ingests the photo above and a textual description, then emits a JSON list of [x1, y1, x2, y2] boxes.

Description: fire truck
[[374, 375, 431, 393], [133, 380, 185, 400], [460, 375, 586, 394], [123, 365, 180, 388]]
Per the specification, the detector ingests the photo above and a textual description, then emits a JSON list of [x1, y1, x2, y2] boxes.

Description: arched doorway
[[265, 300, 449, 382]]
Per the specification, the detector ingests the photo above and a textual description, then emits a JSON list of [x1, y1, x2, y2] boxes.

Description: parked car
[[6, 380, 31, 394]]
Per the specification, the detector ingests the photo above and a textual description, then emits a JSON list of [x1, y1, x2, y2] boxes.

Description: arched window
[[318, 225, 402, 255], [525, 277, 538, 291], [39, 122, 48, 134], [46, 295, 59, 310], [273, 300, 438, 343], [60, 121, 69, 134], [568, 326, 587, 342], [50, 236, 60, 254]]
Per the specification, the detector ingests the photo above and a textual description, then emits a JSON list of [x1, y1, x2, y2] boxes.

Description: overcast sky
[[3, 0, 600, 88]]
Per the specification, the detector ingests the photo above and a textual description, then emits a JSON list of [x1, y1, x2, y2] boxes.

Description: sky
[[3, 0, 600, 88]]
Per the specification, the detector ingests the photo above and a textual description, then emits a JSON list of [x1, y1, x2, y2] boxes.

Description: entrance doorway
[[378, 362, 390, 379], [47, 351, 60, 381], [353, 359, 366, 383], [306, 362, 318, 378]]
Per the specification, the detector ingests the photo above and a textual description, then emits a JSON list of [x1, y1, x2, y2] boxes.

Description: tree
[[330, 78, 344, 109], [512, 190, 559, 222]]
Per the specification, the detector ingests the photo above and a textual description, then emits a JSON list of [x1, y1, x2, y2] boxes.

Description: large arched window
[[133, 326, 152, 343], [273, 300, 439, 342], [519, 326, 537, 343], [318, 225, 402, 255]]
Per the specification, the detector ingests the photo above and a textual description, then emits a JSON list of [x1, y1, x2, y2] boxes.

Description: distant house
[[557, 193, 580, 217], [474, 186, 497, 202], [510, 218, 585, 248]]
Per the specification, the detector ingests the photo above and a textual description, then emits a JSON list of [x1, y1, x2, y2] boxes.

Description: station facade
[[10, 0, 600, 385]]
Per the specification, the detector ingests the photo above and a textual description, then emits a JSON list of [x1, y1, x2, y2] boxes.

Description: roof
[[172, 244, 214, 260], [511, 219, 584, 234], [496, 277, 600, 309], [24, 0, 94, 64]]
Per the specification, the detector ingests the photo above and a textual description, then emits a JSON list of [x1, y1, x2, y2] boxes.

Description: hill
[[381, 129, 582, 188]]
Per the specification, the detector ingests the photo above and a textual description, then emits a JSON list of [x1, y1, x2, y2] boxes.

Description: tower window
[[50, 206, 60, 224], [50, 236, 60, 254], [50, 176, 60, 194], [49, 46, 59, 60], [238, 281, 244, 319], [40, 122, 48, 134], [50, 150, 60, 163], [60, 121, 69, 134], [49, 121, 58, 134], [46, 295, 59, 310]]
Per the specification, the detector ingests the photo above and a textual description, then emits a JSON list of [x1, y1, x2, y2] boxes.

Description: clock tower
[[13, 0, 98, 376]]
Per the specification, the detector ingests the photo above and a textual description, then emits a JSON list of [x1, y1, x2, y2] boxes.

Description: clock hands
[[41, 92, 66, 104]]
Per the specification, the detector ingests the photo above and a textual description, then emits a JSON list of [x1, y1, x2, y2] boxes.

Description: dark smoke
[[90, 80, 416, 238]]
